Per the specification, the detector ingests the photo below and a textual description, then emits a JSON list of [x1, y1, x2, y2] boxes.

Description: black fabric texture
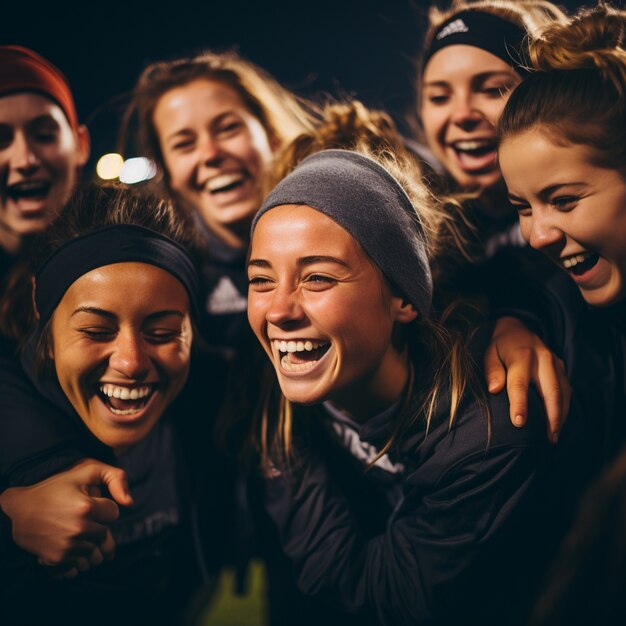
[[423, 9, 529, 74], [34, 224, 200, 327]]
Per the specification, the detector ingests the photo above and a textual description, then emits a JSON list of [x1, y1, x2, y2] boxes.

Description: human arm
[[0, 459, 133, 577], [485, 316, 571, 443]]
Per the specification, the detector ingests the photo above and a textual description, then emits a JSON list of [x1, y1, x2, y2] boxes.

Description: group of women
[[0, 1, 625, 625]]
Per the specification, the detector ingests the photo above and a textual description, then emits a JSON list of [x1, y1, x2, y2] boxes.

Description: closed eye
[[551, 196, 578, 210]]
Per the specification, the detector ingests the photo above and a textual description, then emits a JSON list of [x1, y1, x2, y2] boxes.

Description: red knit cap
[[0, 45, 79, 130]]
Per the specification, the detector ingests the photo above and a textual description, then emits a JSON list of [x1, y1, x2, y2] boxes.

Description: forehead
[[251, 204, 362, 258], [0, 92, 69, 127], [423, 44, 516, 83], [154, 78, 251, 124], [57, 262, 189, 312]]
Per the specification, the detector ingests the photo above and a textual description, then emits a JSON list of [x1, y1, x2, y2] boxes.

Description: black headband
[[423, 10, 529, 75], [35, 224, 200, 327], [252, 150, 432, 318]]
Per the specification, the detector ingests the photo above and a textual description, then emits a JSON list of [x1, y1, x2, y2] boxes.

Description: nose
[[265, 285, 305, 328], [451, 94, 484, 130], [10, 131, 40, 174], [198, 134, 222, 167], [527, 210, 565, 251], [109, 330, 151, 379]]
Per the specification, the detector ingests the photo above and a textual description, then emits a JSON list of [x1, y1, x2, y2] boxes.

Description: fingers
[[484, 342, 506, 394], [535, 352, 571, 444], [74, 461, 133, 508], [99, 465, 133, 507], [504, 349, 533, 428], [100, 530, 116, 561]]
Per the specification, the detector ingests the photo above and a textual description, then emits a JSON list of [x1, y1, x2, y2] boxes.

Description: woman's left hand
[[484, 316, 571, 443]]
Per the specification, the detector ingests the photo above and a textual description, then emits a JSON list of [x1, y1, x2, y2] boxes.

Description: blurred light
[[96, 153, 124, 180], [119, 157, 157, 184]]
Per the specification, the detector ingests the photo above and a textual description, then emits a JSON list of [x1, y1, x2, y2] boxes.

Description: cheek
[[518, 216, 533, 243]]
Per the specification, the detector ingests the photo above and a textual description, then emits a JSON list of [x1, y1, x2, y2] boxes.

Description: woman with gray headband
[[246, 149, 572, 626], [0, 184, 232, 626]]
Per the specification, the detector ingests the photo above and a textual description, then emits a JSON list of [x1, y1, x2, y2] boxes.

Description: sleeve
[[0, 354, 85, 489], [262, 399, 549, 626]]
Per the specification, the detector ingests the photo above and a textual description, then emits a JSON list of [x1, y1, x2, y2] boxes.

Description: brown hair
[[0, 182, 199, 371], [498, 3, 626, 171], [119, 50, 317, 189], [244, 101, 487, 474]]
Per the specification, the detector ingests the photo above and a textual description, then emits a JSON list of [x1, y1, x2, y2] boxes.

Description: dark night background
[[2, 0, 588, 175]]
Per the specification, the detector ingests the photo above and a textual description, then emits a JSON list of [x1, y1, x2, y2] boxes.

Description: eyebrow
[[165, 112, 237, 142], [423, 71, 517, 88], [508, 182, 587, 204], [247, 255, 350, 270], [71, 307, 185, 321]]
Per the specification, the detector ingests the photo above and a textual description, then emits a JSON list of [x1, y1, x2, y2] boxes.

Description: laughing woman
[[246, 149, 565, 626], [497, 2, 626, 475], [0, 184, 231, 626], [121, 51, 315, 354], [0, 46, 90, 291]]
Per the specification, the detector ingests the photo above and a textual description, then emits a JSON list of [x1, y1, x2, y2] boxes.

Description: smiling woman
[[245, 149, 567, 626], [0, 183, 233, 626], [0, 46, 89, 273], [121, 51, 317, 354]]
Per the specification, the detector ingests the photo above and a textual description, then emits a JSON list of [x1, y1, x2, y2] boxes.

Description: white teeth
[[109, 407, 142, 416], [563, 252, 593, 269], [272, 339, 327, 353], [99, 384, 152, 400], [453, 140, 493, 151], [280, 354, 319, 372], [206, 172, 244, 192]]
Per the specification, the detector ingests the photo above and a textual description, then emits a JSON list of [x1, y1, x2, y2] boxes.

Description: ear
[[75, 124, 91, 167], [392, 296, 418, 324], [268, 131, 282, 152]]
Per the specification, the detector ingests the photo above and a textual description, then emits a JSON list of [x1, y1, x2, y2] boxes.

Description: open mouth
[[205, 172, 247, 195], [98, 383, 156, 416], [450, 139, 497, 171], [272, 339, 331, 372], [7, 180, 51, 202], [562, 251, 600, 276]]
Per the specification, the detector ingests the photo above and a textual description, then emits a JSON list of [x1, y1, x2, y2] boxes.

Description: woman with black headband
[[417, 1, 582, 443], [0, 184, 232, 626], [246, 148, 575, 626]]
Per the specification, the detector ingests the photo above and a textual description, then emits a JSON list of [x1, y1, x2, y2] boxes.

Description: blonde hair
[[499, 3, 626, 170], [119, 50, 318, 188], [250, 101, 487, 475]]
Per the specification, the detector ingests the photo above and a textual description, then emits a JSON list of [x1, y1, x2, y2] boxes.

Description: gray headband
[[252, 150, 432, 318]]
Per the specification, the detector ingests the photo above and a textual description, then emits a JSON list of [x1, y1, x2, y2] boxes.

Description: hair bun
[[530, 4, 626, 75]]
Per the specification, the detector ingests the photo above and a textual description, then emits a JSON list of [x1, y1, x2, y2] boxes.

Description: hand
[[484, 316, 571, 443], [0, 459, 133, 577]]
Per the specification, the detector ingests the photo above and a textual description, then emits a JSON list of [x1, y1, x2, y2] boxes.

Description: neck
[[329, 352, 411, 423]]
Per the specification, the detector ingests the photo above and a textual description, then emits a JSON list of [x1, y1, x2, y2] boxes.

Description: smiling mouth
[[272, 339, 331, 372], [205, 172, 247, 195], [562, 251, 600, 276], [99, 383, 156, 415], [7, 180, 51, 202], [449, 139, 497, 171]]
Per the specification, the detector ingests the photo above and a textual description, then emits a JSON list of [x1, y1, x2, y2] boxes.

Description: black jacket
[[0, 342, 235, 626], [259, 331, 576, 626]]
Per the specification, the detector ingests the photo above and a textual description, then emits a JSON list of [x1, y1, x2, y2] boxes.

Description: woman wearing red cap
[[0, 45, 90, 290]]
